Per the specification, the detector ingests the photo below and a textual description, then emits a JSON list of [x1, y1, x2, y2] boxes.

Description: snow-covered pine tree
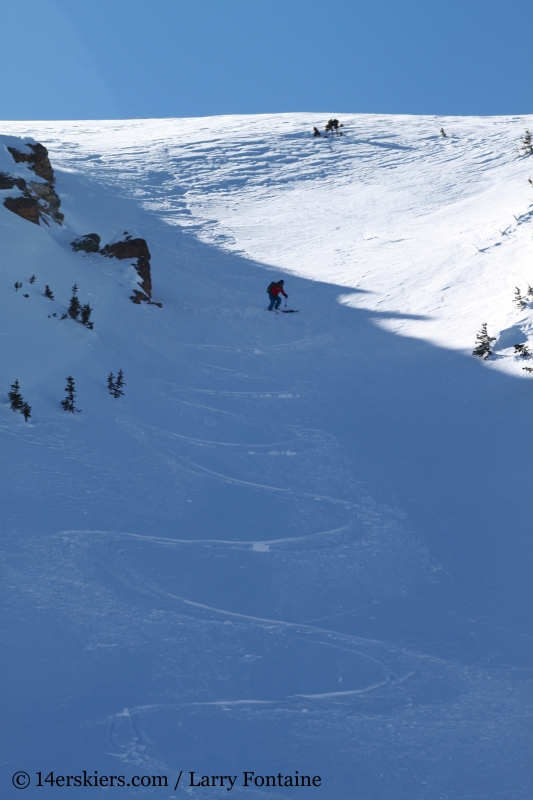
[[107, 372, 115, 394], [514, 287, 525, 309], [21, 402, 31, 421], [44, 285, 54, 300], [61, 376, 78, 412], [472, 323, 496, 360], [29, 275, 36, 284], [8, 379, 23, 411], [14, 282, 22, 291]]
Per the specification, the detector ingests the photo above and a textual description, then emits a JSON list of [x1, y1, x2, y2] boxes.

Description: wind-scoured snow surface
[[1, 114, 533, 799]]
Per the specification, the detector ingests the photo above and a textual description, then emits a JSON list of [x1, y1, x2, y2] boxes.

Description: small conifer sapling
[[68, 284, 81, 319], [325, 118, 343, 136], [313, 127, 321, 137], [61, 376, 79, 412], [472, 323, 496, 360], [107, 370, 125, 398], [114, 369, 125, 398], [440, 128, 447, 138], [514, 287, 525, 309], [80, 302, 93, 329], [514, 344, 531, 358], [14, 281, 22, 291], [29, 275, 36, 284], [8, 379, 23, 411], [522, 130, 533, 156], [21, 402, 31, 421], [44, 285, 54, 300]]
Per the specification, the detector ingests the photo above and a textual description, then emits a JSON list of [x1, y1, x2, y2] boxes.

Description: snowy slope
[[1, 116, 533, 800]]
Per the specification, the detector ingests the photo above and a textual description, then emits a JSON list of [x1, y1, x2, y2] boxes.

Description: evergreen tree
[[44, 285, 54, 300], [114, 369, 125, 398], [522, 130, 533, 155], [313, 126, 321, 137], [80, 302, 93, 328], [472, 323, 496, 360], [514, 344, 531, 358], [68, 284, 81, 319], [8, 379, 23, 411], [61, 376, 78, 412], [107, 370, 125, 398], [325, 118, 343, 136], [514, 287, 525, 309], [29, 275, 36, 284], [14, 281, 22, 291], [21, 402, 32, 421], [440, 128, 447, 138]]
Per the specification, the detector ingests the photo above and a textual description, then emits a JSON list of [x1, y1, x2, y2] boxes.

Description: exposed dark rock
[[71, 233, 101, 253], [8, 143, 54, 183], [3, 196, 41, 225], [2, 142, 64, 225], [0, 173, 26, 191], [101, 237, 160, 305]]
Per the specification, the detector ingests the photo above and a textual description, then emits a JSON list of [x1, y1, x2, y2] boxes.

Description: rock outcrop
[[1, 142, 63, 226], [71, 233, 101, 253], [100, 236, 161, 306]]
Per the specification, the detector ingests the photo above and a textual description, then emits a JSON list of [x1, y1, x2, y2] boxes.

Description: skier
[[267, 280, 288, 311]]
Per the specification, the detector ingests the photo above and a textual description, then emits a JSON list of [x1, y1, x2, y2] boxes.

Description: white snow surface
[[1, 115, 533, 799]]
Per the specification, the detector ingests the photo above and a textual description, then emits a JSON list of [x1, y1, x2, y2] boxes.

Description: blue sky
[[2, 0, 532, 120]]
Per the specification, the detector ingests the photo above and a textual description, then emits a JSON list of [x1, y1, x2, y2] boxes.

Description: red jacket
[[270, 283, 287, 297]]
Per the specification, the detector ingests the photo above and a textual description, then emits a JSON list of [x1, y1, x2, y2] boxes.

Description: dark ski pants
[[268, 293, 282, 310]]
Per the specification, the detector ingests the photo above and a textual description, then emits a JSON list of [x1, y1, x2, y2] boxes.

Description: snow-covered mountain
[[1, 115, 533, 799]]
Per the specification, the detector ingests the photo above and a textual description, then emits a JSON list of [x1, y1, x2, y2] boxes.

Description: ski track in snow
[[1, 116, 533, 798]]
